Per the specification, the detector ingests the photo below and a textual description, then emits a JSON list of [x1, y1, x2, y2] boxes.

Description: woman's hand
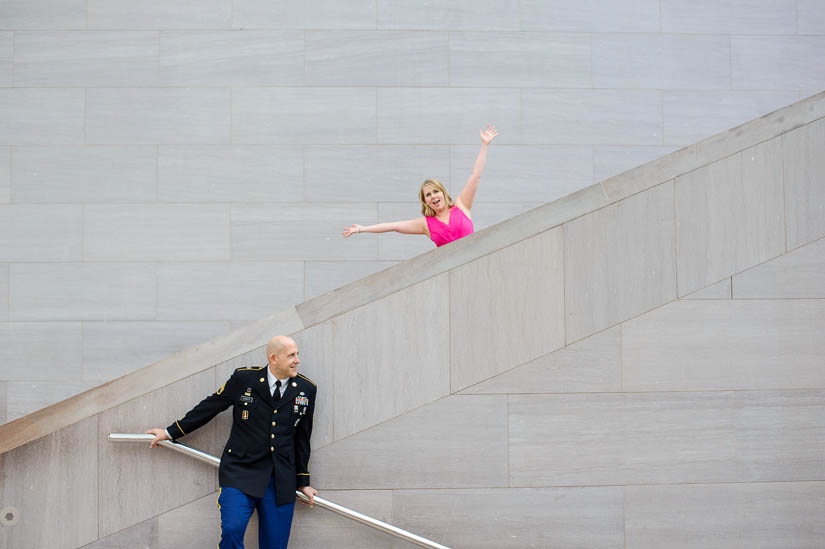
[[480, 124, 498, 145], [342, 224, 363, 237]]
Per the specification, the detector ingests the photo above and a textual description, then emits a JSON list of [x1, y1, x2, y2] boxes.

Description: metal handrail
[[108, 433, 451, 549]]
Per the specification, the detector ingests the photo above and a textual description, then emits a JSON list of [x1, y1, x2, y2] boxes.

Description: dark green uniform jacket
[[166, 366, 316, 505]]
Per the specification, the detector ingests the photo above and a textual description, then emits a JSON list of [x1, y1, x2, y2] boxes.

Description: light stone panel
[[331, 275, 450, 440], [660, 0, 797, 34], [0, 263, 8, 321], [449, 145, 593, 203], [291, 490, 395, 549], [158, 146, 303, 202], [233, 0, 376, 30], [459, 326, 621, 395], [313, 395, 506, 488], [663, 90, 799, 145], [592, 34, 730, 90], [157, 262, 303, 321], [306, 31, 448, 86], [625, 482, 825, 548], [798, 0, 825, 34], [14, 31, 159, 87], [232, 88, 376, 145], [98, 369, 220, 537], [0, 417, 98, 549], [0, 33, 10, 87], [0, 204, 82, 261], [305, 261, 399, 300], [0, 0, 86, 29], [564, 182, 676, 343], [783, 117, 825, 250], [0, 322, 82, 381], [392, 487, 624, 549], [675, 140, 784, 296], [87, 0, 231, 29], [0, 88, 84, 144], [86, 88, 231, 145], [733, 237, 825, 298], [82, 321, 232, 381], [86, 518, 158, 549], [732, 36, 825, 90], [0, 147, 8, 202], [231, 203, 378, 261], [377, 0, 519, 30], [450, 228, 564, 391], [519, 0, 660, 32], [5, 380, 99, 421], [84, 204, 230, 261], [509, 392, 738, 487], [304, 145, 449, 202], [449, 32, 590, 88], [593, 146, 680, 182], [290, 321, 334, 450], [156, 493, 218, 549], [523, 89, 661, 145], [12, 146, 157, 203], [377, 88, 521, 144], [10, 263, 156, 321], [622, 300, 825, 391], [0, 382, 6, 424], [159, 31, 304, 86], [682, 277, 731, 300]]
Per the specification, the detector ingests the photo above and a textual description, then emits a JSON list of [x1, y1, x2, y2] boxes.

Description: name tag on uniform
[[240, 395, 254, 403]]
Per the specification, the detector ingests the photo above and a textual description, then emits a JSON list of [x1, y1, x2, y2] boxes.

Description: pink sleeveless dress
[[425, 206, 474, 247]]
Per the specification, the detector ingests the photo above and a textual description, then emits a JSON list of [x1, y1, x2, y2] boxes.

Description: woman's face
[[422, 185, 446, 212]]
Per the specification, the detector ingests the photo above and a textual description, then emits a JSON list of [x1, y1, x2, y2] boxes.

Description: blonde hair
[[419, 179, 454, 217]]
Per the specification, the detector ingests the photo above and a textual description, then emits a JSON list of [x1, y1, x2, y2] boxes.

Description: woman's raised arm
[[456, 124, 498, 212], [342, 217, 427, 238]]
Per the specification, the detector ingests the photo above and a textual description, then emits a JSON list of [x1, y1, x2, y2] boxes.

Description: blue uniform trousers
[[217, 477, 295, 549]]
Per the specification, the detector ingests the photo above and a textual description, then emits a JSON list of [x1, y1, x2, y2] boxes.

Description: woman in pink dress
[[342, 125, 498, 247]]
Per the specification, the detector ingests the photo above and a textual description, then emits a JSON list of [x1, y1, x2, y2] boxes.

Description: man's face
[[270, 340, 300, 379]]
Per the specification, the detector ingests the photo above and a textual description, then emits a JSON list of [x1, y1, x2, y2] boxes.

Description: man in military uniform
[[146, 335, 318, 549]]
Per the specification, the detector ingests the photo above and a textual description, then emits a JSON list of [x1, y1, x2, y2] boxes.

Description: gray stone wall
[[1, 1, 824, 422]]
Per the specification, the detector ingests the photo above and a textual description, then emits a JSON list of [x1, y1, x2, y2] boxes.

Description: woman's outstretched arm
[[456, 124, 498, 212], [342, 217, 427, 237]]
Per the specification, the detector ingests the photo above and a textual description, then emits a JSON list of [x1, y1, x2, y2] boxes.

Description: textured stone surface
[[0, 263, 8, 321], [87, 0, 231, 29], [593, 146, 680, 183], [156, 493, 217, 549], [0, 322, 82, 380], [0, 204, 82, 261], [783, 117, 825, 250], [0, 146, 8, 202], [83, 519, 158, 549], [378, 0, 519, 30], [290, 490, 395, 548], [519, 0, 660, 32], [234, 0, 376, 30], [660, 0, 797, 34], [681, 278, 731, 300], [305, 261, 399, 300], [733, 36, 825, 91], [290, 320, 334, 450], [6, 380, 99, 421], [1, 0, 87, 29], [733, 237, 825, 298]]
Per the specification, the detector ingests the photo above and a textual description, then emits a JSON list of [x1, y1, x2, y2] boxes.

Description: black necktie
[[273, 380, 281, 400]]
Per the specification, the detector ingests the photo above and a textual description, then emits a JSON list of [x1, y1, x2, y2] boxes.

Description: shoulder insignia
[[235, 365, 266, 372], [216, 382, 226, 395], [297, 373, 316, 387]]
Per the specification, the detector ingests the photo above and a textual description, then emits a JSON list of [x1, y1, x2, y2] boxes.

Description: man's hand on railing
[[145, 428, 171, 448], [299, 485, 318, 508]]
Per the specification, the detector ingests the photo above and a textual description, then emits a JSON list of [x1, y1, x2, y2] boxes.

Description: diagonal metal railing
[[108, 433, 452, 549]]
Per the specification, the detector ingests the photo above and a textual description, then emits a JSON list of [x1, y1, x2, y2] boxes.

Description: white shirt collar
[[267, 367, 290, 396]]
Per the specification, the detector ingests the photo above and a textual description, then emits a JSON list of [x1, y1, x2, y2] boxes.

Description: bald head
[[267, 335, 300, 379]]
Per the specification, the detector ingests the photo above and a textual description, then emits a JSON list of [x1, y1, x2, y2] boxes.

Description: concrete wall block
[[232, 203, 378, 261], [304, 145, 449, 202], [314, 395, 507, 488], [14, 31, 160, 87], [290, 321, 333, 449], [234, 0, 376, 30], [0, 88, 84, 144], [159, 30, 304, 86], [5, 379, 99, 421], [675, 139, 785, 296], [0, 146, 9, 202], [0, 204, 82, 261], [305, 260, 399, 300], [0, 263, 7, 321], [158, 146, 303, 202], [594, 145, 680, 182], [331, 275, 450, 440], [291, 490, 394, 548], [733, 237, 825, 298], [10, 262, 156, 321], [450, 228, 565, 391], [622, 300, 825, 391], [377, 0, 519, 30], [682, 277, 731, 300], [0, 417, 98, 549], [86, 518, 158, 549], [733, 36, 825, 90], [232, 88, 376, 145], [663, 90, 799, 145], [625, 482, 825, 548], [98, 368, 220, 537], [86, 88, 231, 145], [564, 182, 677, 343], [87, 0, 232, 29], [593, 34, 731, 90], [523, 89, 662, 145], [157, 262, 304, 321], [783, 117, 825, 250], [660, 0, 797, 34], [0, 322, 82, 380], [460, 326, 621, 395], [1, 0, 86, 29], [519, 0, 660, 32], [0, 381, 6, 424], [798, 0, 825, 34], [85, 204, 230, 261], [0, 33, 10, 86], [449, 145, 593, 203], [393, 487, 624, 549], [377, 88, 521, 144], [306, 31, 448, 86], [156, 493, 218, 549], [12, 146, 157, 203], [449, 32, 591, 88]]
